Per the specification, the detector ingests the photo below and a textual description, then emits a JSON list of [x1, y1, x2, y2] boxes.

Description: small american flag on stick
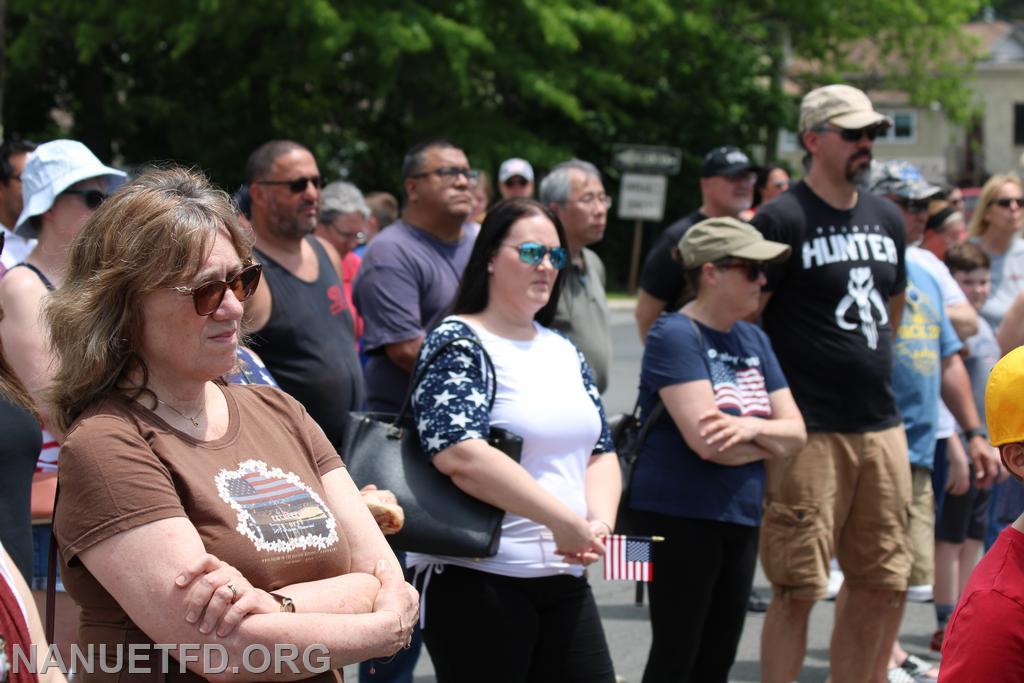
[[603, 534, 656, 582]]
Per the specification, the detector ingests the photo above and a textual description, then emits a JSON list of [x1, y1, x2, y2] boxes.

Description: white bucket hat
[[15, 139, 127, 237]]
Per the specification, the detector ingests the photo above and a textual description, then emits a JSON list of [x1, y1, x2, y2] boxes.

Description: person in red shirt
[[939, 345, 1024, 681]]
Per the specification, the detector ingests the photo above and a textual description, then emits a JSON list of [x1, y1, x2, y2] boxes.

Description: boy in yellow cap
[[938, 345, 1024, 680]]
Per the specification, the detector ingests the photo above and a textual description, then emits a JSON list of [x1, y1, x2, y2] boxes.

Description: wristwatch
[[270, 592, 295, 613], [963, 427, 987, 441]]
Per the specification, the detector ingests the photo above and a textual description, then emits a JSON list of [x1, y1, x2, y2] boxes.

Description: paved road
[[349, 305, 942, 682]]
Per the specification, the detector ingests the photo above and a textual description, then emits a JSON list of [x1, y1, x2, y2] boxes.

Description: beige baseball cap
[[799, 84, 892, 133], [677, 216, 791, 269]]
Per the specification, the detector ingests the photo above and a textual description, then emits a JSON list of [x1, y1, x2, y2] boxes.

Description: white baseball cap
[[15, 139, 127, 237], [498, 158, 534, 184]]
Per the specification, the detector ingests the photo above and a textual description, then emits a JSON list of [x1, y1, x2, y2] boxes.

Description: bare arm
[[177, 467, 408, 623], [699, 388, 806, 459], [889, 291, 906, 335], [81, 517, 409, 682], [0, 271, 58, 433], [584, 452, 621, 532], [384, 337, 424, 374], [243, 271, 272, 333], [432, 439, 602, 558], [945, 301, 979, 342], [940, 353, 999, 489], [659, 381, 774, 466], [996, 290, 1024, 354], [634, 289, 668, 343]]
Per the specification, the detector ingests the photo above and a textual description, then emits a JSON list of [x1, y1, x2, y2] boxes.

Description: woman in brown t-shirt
[[45, 166, 416, 682]]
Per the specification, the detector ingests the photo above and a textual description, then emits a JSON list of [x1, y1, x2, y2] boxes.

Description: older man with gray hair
[[540, 159, 612, 393], [314, 180, 371, 339]]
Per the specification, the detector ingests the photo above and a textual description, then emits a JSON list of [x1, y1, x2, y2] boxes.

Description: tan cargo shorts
[[760, 425, 912, 600]]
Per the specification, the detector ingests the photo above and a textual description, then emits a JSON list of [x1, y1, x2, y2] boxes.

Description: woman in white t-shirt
[[968, 173, 1024, 328], [410, 198, 620, 682]]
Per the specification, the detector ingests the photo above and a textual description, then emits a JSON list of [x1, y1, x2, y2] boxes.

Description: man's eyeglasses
[[771, 180, 790, 190], [62, 189, 108, 210], [502, 242, 569, 270], [991, 197, 1024, 209], [172, 262, 263, 316], [410, 167, 480, 186], [574, 193, 613, 209], [816, 124, 885, 143], [256, 176, 322, 193], [716, 260, 765, 282], [895, 198, 931, 214]]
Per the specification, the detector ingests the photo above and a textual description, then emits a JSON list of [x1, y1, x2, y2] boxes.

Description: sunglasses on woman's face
[[503, 242, 569, 270], [0, 231, 5, 257], [172, 263, 263, 316], [991, 197, 1024, 209], [61, 189, 109, 210], [716, 260, 765, 282]]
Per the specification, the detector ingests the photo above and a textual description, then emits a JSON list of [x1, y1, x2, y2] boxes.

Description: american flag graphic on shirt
[[216, 459, 338, 553], [708, 355, 770, 416]]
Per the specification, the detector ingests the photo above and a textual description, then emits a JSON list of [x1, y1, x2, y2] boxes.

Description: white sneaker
[[826, 560, 844, 600], [906, 584, 934, 603], [887, 666, 916, 683]]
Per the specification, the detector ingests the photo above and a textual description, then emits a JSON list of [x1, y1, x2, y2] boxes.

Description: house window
[[877, 111, 916, 144], [1014, 103, 1024, 146], [778, 129, 798, 153]]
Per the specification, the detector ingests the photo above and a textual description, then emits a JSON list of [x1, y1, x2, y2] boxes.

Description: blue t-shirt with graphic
[[892, 261, 962, 470], [629, 313, 787, 526]]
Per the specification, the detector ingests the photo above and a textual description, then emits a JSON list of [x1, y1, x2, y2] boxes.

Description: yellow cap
[[986, 346, 1024, 446]]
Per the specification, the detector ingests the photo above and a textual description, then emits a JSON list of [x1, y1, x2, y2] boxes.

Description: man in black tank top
[[243, 140, 364, 449]]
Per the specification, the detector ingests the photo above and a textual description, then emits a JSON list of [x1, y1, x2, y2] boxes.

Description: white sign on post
[[618, 173, 667, 222]]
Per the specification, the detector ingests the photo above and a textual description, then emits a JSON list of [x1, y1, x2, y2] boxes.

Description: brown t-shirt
[[54, 383, 350, 682]]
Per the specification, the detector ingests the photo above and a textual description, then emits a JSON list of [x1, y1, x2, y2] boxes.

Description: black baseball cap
[[700, 146, 756, 178]]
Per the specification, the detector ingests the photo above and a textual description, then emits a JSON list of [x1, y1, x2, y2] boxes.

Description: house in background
[[777, 19, 1024, 186]]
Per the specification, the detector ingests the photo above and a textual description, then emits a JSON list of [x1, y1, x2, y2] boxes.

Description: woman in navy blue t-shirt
[[628, 217, 806, 683]]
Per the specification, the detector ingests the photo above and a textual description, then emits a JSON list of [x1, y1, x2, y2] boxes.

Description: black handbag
[[610, 397, 664, 533], [343, 334, 522, 557]]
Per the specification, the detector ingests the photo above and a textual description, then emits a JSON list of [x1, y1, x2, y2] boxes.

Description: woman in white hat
[[0, 139, 125, 657], [625, 217, 806, 683]]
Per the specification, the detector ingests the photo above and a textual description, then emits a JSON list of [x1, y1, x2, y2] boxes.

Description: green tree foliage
[[4, 0, 982, 286]]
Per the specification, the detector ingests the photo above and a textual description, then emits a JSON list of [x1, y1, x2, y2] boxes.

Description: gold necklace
[[156, 397, 203, 428]]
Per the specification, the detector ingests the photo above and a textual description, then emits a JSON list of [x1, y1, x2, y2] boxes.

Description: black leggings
[[418, 564, 615, 683], [631, 510, 760, 683]]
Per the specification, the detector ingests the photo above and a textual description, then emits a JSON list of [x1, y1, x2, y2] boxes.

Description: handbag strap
[[629, 314, 711, 454], [45, 482, 61, 644], [395, 331, 497, 425]]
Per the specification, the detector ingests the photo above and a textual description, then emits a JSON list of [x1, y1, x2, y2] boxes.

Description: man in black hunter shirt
[[751, 86, 911, 683], [634, 145, 756, 340]]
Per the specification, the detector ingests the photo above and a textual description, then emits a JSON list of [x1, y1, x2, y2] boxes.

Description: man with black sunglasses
[[243, 140, 364, 450], [749, 85, 915, 683], [635, 145, 757, 341]]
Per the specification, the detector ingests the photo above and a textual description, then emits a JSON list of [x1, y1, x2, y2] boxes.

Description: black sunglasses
[[62, 189, 109, 210], [819, 125, 884, 143], [717, 260, 765, 282], [0, 231, 4, 257], [172, 263, 263, 316], [896, 198, 931, 214], [410, 167, 481, 185], [991, 197, 1024, 209], [257, 176, 322, 193]]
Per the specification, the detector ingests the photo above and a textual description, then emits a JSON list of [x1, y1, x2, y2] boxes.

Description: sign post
[[613, 144, 682, 292]]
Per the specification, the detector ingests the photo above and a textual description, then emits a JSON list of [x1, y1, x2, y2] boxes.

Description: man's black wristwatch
[[963, 427, 987, 441]]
